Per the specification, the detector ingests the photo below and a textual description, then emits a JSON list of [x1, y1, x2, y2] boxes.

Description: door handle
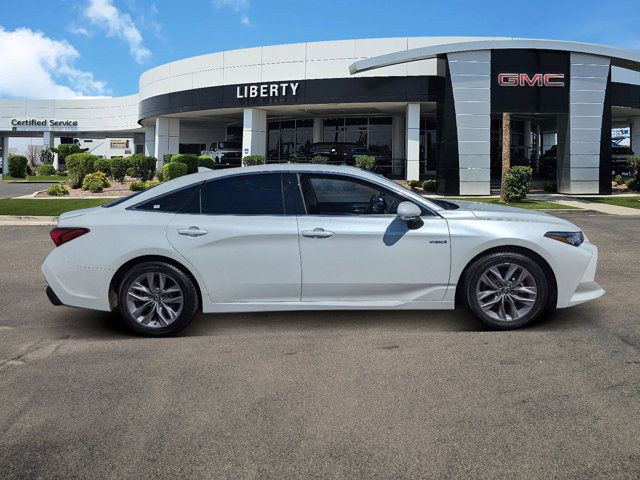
[[302, 228, 334, 239], [177, 226, 208, 237]]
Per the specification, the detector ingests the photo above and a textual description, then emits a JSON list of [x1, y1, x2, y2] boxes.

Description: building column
[[144, 126, 156, 157], [558, 53, 610, 194], [392, 115, 405, 176], [523, 120, 532, 160], [1, 137, 9, 176], [405, 103, 420, 180], [312, 118, 323, 143], [242, 108, 267, 160], [630, 118, 640, 156], [154, 118, 180, 167]]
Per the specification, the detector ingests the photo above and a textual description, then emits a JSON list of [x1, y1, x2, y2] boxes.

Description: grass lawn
[[1, 175, 68, 182], [0, 198, 112, 216], [586, 196, 640, 210], [457, 197, 577, 210]]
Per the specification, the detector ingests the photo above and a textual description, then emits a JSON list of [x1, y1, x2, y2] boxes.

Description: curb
[[0, 216, 57, 226]]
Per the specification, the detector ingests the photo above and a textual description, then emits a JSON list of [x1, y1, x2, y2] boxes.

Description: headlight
[[544, 231, 584, 247]]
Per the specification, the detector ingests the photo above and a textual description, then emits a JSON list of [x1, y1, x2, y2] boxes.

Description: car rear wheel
[[117, 261, 198, 336], [463, 252, 549, 329]]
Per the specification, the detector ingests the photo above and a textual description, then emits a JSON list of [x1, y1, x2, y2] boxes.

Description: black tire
[[117, 261, 199, 336], [463, 251, 549, 330]]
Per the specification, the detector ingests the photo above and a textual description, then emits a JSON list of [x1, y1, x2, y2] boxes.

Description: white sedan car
[[42, 164, 604, 336]]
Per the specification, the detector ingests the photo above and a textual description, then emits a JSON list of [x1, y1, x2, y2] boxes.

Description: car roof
[[113, 163, 443, 212]]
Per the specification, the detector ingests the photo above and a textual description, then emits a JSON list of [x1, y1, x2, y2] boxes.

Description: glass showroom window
[[322, 117, 393, 154], [267, 119, 314, 162]]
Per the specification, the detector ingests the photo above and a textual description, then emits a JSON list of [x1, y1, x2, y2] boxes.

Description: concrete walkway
[[531, 194, 640, 216], [0, 216, 57, 226]]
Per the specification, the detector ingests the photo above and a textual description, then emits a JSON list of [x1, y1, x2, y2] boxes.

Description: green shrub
[[130, 180, 145, 191], [126, 167, 135, 176], [624, 178, 639, 190], [310, 155, 329, 164], [129, 154, 157, 181], [543, 181, 557, 192], [94, 158, 112, 176], [627, 156, 640, 174], [198, 155, 215, 169], [144, 180, 161, 189], [7, 155, 28, 178], [355, 155, 375, 170], [110, 157, 129, 182], [82, 171, 110, 191], [242, 155, 265, 166], [163, 153, 174, 164], [155, 169, 163, 182], [26, 165, 34, 176], [502, 166, 533, 202], [38, 163, 56, 176], [407, 179, 420, 189], [613, 174, 623, 185], [422, 179, 437, 192], [170, 154, 199, 174], [47, 184, 68, 196], [162, 161, 188, 181], [66, 153, 96, 188]]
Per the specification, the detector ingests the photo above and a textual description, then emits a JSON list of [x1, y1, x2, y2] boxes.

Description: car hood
[[436, 200, 579, 229]]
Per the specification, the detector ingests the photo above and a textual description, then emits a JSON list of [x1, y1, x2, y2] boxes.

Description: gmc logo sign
[[498, 73, 565, 87]]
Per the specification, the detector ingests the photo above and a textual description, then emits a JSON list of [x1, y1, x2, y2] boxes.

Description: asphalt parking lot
[[1, 212, 639, 479], [0, 181, 55, 199]]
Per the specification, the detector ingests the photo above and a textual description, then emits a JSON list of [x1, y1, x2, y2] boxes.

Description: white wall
[[138, 37, 509, 101]]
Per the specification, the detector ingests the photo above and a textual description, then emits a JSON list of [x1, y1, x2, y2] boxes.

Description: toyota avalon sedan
[[42, 164, 604, 336]]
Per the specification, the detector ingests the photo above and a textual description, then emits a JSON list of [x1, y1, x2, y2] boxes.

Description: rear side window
[[201, 173, 284, 215], [134, 184, 201, 213]]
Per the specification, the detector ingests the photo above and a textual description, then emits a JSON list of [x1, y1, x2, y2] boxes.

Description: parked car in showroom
[[200, 141, 242, 165], [299, 142, 388, 166], [42, 164, 603, 336]]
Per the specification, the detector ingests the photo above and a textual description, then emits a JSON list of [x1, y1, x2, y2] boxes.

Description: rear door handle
[[302, 228, 334, 239], [177, 226, 208, 237]]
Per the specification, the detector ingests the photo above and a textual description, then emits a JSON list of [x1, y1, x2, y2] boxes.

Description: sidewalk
[[531, 194, 640, 216], [0, 216, 57, 226]]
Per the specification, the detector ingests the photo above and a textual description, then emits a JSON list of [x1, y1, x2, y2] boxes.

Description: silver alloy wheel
[[126, 272, 184, 328], [475, 262, 538, 322]]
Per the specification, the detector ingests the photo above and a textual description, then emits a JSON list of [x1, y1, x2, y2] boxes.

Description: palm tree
[[500, 112, 511, 202]]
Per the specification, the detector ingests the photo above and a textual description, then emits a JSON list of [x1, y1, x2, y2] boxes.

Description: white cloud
[[68, 25, 90, 36], [213, 0, 252, 27], [0, 27, 108, 99], [83, 0, 151, 63]]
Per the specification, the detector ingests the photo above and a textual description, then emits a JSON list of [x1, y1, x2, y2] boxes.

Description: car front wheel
[[117, 261, 199, 336], [463, 252, 549, 329]]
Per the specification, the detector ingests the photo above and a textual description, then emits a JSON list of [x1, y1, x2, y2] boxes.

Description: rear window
[[201, 173, 284, 215], [134, 184, 201, 213]]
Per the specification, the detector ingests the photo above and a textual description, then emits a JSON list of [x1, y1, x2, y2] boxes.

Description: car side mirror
[[397, 201, 423, 230]]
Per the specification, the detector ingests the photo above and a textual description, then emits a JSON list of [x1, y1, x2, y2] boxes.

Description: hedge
[[242, 155, 265, 166], [47, 184, 68, 196], [170, 154, 199, 174], [422, 179, 437, 192], [94, 158, 111, 176], [198, 155, 215, 169], [65, 153, 97, 188], [38, 163, 56, 176], [7, 155, 28, 178], [355, 155, 375, 170], [162, 161, 188, 181], [502, 166, 533, 202], [129, 154, 157, 181], [110, 157, 129, 182]]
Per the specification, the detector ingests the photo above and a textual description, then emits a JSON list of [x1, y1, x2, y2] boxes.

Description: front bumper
[[46, 286, 63, 306], [566, 242, 605, 307]]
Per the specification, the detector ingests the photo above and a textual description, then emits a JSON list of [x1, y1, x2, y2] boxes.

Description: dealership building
[[2, 36, 640, 195]]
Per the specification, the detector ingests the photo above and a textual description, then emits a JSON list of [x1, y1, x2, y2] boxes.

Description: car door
[[295, 173, 450, 302], [165, 172, 302, 303]]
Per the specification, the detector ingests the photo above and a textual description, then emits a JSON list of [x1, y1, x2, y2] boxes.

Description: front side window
[[202, 173, 284, 215], [299, 174, 405, 216]]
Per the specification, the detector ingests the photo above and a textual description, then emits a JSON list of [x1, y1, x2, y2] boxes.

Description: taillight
[[50, 227, 90, 247]]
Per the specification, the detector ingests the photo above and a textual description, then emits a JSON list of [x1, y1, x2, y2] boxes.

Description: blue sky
[[1, 0, 639, 98]]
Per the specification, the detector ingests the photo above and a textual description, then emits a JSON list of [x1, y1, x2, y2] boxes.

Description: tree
[[26, 144, 42, 167], [500, 112, 511, 203], [53, 144, 88, 166]]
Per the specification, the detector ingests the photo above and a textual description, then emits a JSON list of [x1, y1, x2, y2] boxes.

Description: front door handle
[[177, 226, 208, 237], [302, 228, 334, 239]]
